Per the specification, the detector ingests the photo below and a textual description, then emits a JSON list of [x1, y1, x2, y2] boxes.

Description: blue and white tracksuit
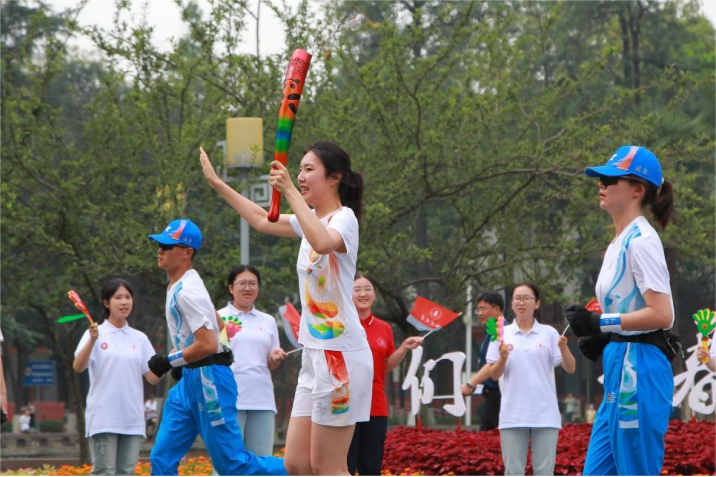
[[150, 269, 286, 476], [584, 217, 674, 476]]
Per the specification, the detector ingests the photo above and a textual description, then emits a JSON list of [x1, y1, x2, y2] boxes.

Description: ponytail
[[650, 180, 674, 230], [640, 179, 674, 230], [340, 169, 364, 223], [305, 141, 365, 223]]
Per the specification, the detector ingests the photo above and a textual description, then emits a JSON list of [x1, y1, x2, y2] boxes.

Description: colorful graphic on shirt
[[618, 343, 639, 429], [325, 350, 350, 414], [604, 224, 644, 313], [304, 250, 344, 340], [168, 282, 194, 351], [199, 367, 225, 426]]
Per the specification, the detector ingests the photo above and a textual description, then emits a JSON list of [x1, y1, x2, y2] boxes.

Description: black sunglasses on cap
[[599, 176, 623, 187], [599, 175, 647, 188], [158, 243, 190, 251]]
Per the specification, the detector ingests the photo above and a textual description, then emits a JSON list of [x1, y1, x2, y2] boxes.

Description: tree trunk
[[618, 11, 632, 89], [65, 329, 89, 464], [628, 3, 644, 106], [35, 305, 91, 464]]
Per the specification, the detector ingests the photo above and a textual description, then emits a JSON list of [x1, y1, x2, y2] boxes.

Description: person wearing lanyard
[[73, 278, 159, 476], [200, 141, 373, 475], [461, 292, 505, 431], [217, 265, 287, 456], [146, 219, 287, 476], [348, 274, 423, 476], [487, 283, 576, 476], [567, 146, 676, 476]]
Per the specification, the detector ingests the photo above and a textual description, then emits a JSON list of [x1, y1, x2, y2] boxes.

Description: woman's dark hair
[[476, 292, 504, 313], [100, 278, 134, 319], [627, 175, 674, 230], [354, 272, 378, 290], [510, 282, 541, 320], [227, 265, 261, 288], [305, 141, 364, 223]]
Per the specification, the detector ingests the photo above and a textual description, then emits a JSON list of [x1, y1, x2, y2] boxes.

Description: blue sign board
[[24, 361, 55, 386]]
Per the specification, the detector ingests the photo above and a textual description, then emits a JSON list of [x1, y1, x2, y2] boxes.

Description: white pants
[[500, 427, 560, 476], [291, 347, 373, 426]]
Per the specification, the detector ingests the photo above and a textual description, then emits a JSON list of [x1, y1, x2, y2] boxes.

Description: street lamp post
[[217, 118, 270, 265], [464, 282, 473, 427]]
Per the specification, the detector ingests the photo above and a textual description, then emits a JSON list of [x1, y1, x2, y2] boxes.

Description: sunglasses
[[599, 176, 623, 187], [599, 175, 648, 188], [158, 243, 190, 251]]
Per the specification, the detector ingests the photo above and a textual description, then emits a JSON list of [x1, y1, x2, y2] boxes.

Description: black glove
[[148, 354, 172, 378], [565, 305, 601, 337], [578, 334, 612, 362], [171, 366, 183, 381]]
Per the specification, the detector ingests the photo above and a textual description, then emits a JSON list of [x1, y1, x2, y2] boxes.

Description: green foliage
[[38, 420, 64, 433], [1, 0, 714, 378]]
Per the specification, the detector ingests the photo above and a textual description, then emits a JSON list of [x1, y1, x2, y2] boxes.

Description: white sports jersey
[[595, 216, 674, 336], [165, 269, 221, 352], [289, 207, 368, 352]]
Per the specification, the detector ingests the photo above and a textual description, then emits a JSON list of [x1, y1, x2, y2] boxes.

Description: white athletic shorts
[[291, 347, 373, 427]]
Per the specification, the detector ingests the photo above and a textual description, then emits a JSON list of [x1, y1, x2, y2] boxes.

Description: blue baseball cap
[[585, 145, 663, 187], [148, 219, 203, 250]]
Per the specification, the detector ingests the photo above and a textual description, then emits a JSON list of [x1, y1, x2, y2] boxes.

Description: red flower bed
[[382, 420, 715, 476]]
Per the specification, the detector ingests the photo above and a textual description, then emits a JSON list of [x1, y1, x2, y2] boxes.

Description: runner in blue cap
[[565, 146, 676, 475], [147, 219, 287, 476]]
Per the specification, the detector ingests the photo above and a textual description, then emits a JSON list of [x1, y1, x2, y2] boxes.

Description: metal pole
[[240, 171, 250, 265], [36, 386, 41, 432], [240, 215, 250, 265], [464, 283, 473, 427]]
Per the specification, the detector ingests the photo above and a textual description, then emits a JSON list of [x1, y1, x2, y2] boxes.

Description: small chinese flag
[[407, 296, 461, 332], [279, 303, 302, 350]]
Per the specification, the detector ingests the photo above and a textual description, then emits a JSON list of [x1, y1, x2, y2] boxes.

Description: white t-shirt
[[19, 414, 31, 432], [289, 207, 368, 352], [486, 320, 563, 429], [144, 399, 158, 418], [595, 216, 674, 336], [710, 339, 715, 359], [74, 321, 155, 437], [218, 303, 280, 413], [165, 269, 221, 353]]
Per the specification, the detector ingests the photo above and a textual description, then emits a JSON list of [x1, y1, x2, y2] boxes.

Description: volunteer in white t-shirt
[[200, 140, 373, 475], [487, 283, 576, 476], [217, 265, 287, 456], [73, 279, 159, 476], [147, 219, 286, 476], [567, 146, 676, 476]]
